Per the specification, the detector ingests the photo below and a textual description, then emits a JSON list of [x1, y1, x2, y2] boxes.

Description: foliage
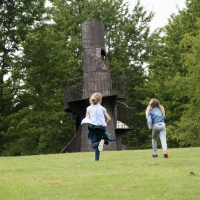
[[146, 0, 200, 147], [5, 0, 200, 155], [168, 20, 200, 147], [4, 0, 200, 153], [0, 0, 48, 154], [0, 0, 154, 155]]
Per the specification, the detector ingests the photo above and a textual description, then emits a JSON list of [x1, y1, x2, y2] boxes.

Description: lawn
[[0, 147, 199, 200]]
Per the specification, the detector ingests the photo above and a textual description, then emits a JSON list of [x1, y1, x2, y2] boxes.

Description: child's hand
[[148, 126, 152, 129]]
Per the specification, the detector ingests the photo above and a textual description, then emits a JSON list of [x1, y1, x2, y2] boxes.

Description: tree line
[[0, 0, 199, 156]]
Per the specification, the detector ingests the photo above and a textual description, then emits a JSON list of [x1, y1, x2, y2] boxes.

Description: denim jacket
[[147, 107, 165, 126]]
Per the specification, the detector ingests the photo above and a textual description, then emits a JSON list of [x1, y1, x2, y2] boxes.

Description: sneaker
[[164, 152, 168, 158], [98, 139, 104, 151], [152, 154, 158, 158]]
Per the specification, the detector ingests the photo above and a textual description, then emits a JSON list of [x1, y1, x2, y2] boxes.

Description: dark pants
[[91, 133, 101, 161]]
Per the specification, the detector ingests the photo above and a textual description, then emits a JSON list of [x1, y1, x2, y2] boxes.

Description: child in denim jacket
[[146, 99, 168, 158]]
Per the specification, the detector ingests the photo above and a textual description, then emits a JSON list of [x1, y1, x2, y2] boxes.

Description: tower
[[61, 19, 137, 153]]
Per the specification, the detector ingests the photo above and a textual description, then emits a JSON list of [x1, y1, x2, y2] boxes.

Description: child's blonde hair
[[89, 92, 102, 105], [145, 99, 165, 118]]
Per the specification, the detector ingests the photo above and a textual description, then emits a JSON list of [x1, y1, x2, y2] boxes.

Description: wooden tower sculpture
[[61, 19, 137, 153]]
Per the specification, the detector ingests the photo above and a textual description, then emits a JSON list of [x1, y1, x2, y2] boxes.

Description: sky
[[126, 0, 186, 31]]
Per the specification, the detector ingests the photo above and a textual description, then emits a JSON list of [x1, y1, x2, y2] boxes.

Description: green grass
[[0, 148, 200, 200]]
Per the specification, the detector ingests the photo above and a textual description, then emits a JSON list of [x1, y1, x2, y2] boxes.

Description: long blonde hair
[[145, 99, 165, 118], [89, 92, 102, 105]]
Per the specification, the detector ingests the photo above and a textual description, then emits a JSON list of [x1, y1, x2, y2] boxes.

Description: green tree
[[146, 0, 200, 147], [3, 20, 78, 155], [168, 19, 200, 147], [0, 0, 48, 155]]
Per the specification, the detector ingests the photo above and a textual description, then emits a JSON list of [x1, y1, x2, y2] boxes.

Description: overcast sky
[[126, 0, 186, 31]]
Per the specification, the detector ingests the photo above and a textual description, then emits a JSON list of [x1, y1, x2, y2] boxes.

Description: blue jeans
[[91, 133, 101, 161]]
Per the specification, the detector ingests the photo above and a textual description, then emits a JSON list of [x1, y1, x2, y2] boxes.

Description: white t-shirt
[[81, 103, 107, 126]]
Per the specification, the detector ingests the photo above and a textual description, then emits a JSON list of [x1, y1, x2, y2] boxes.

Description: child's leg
[[152, 126, 159, 154], [91, 133, 100, 161], [160, 125, 167, 152]]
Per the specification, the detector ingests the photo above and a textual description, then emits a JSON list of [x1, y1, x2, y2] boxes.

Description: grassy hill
[[0, 147, 199, 200]]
